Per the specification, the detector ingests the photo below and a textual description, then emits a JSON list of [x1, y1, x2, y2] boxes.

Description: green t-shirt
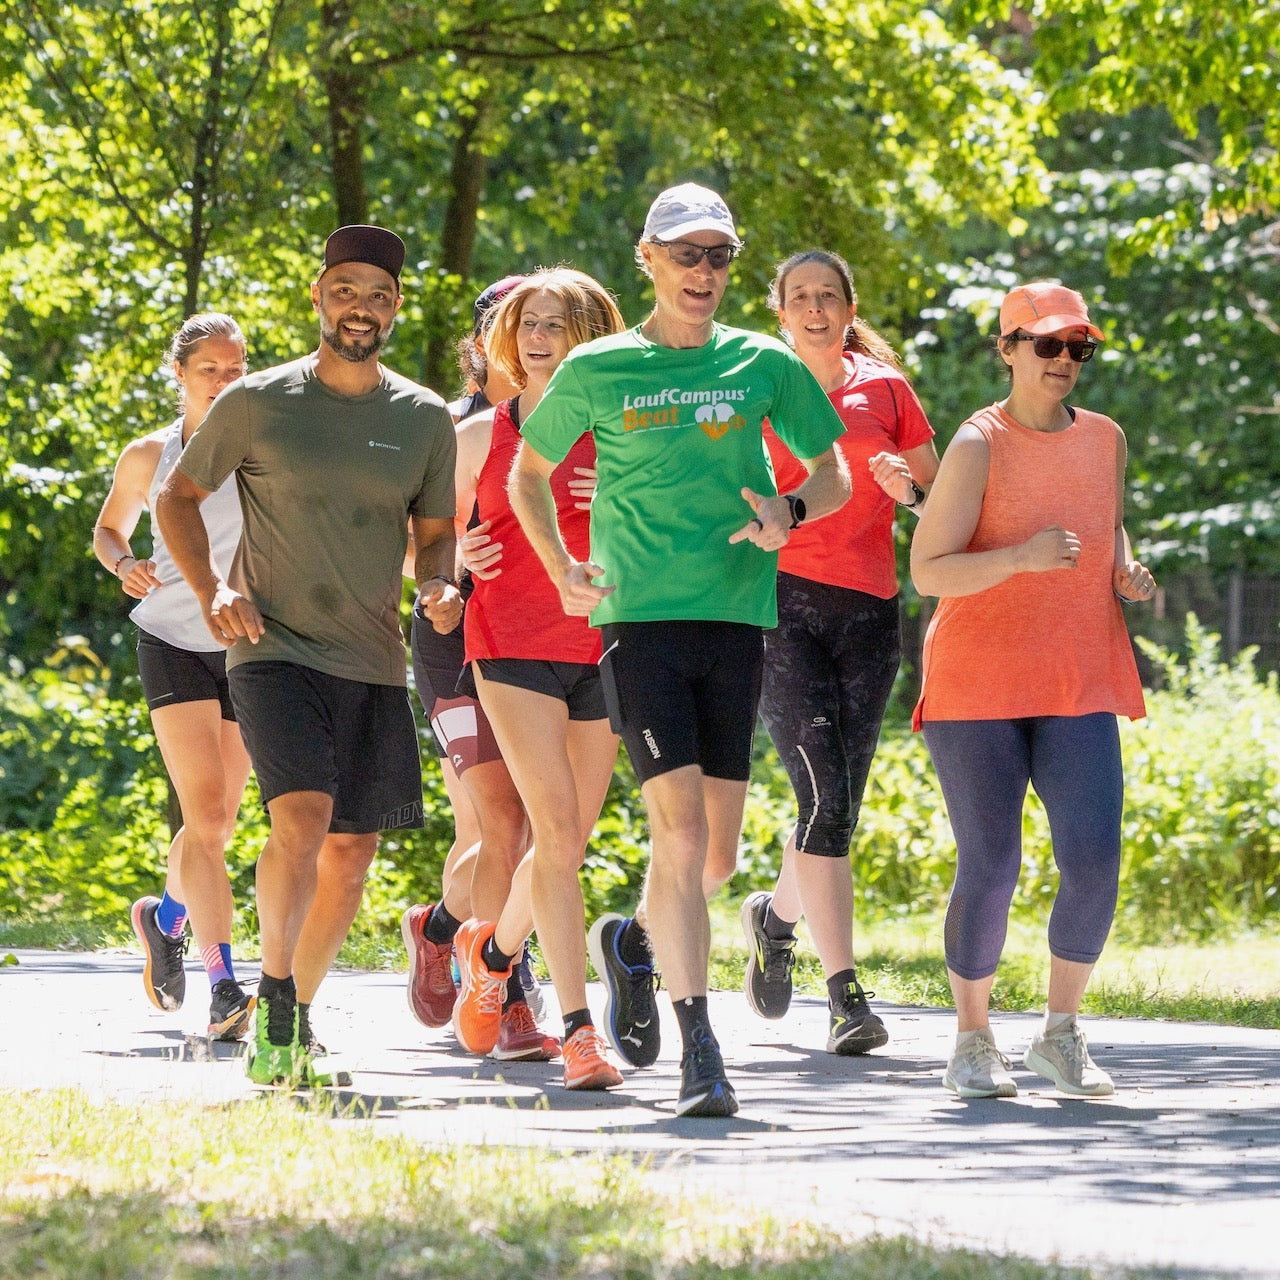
[[521, 324, 844, 627], [178, 357, 456, 686]]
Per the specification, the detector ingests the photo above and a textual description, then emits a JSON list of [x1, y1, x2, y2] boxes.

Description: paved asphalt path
[[3, 949, 1278, 1277]]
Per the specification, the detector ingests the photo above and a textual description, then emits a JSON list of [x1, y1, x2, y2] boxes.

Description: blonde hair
[[768, 249, 902, 369], [485, 269, 625, 387]]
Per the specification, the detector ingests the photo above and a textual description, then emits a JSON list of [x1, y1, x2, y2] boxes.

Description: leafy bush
[[4, 618, 1278, 947], [1118, 618, 1280, 940]]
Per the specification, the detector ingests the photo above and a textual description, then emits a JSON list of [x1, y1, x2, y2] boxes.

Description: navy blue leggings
[[922, 713, 1123, 980]]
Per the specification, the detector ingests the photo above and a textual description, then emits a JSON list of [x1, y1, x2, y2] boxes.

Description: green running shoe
[[245, 990, 306, 1087]]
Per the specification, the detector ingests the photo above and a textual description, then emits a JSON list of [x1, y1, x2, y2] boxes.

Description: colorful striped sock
[[201, 943, 234, 987], [155, 890, 187, 938]]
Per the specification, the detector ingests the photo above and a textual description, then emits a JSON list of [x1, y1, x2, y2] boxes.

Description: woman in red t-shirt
[[448, 269, 630, 1093], [741, 249, 939, 1057], [911, 281, 1155, 1100]]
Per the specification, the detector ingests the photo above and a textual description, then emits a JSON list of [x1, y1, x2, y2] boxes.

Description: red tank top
[[766, 353, 933, 598], [913, 403, 1145, 727], [464, 398, 601, 663]]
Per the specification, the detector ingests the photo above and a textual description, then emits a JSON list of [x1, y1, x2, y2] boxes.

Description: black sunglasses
[[1009, 333, 1098, 363], [651, 239, 740, 270]]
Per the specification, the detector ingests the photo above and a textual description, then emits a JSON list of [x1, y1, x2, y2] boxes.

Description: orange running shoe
[[561, 1025, 623, 1090], [490, 1002, 561, 1062], [401, 903, 457, 1028], [451, 919, 509, 1055]]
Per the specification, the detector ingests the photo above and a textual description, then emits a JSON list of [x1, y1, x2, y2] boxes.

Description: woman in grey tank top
[[93, 313, 257, 1043]]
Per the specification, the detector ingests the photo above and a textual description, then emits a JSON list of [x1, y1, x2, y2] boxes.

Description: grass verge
[[1, 1089, 1134, 1280]]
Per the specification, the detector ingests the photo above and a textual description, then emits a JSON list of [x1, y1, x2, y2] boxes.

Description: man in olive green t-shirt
[[157, 225, 461, 1087], [511, 184, 851, 1119]]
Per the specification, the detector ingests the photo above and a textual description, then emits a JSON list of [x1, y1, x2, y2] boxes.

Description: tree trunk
[[424, 104, 487, 391], [321, 0, 368, 226]]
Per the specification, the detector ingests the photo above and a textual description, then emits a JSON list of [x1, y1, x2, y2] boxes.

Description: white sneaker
[[1024, 1017, 1114, 1096], [944, 1028, 1017, 1098]]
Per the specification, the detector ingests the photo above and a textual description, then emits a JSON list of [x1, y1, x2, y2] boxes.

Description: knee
[[318, 834, 377, 890]]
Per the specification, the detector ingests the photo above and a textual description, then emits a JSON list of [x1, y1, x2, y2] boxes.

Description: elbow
[[909, 553, 938, 599]]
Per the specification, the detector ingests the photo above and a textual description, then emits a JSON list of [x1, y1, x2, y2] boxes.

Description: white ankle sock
[[1044, 1010, 1074, 1033]]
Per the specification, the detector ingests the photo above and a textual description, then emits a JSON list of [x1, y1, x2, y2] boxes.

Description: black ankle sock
[[763, 906, 797, 942], [502, 985, 527, 1013], [672, 995, 712, 1048], [482, 936, 514, 974], [424, 901, 462, 945], [258, 972, 296, 1002], [563, 1008, 593, 1039], [617, 918, 653, 967], [826, 969, 858, 1004]]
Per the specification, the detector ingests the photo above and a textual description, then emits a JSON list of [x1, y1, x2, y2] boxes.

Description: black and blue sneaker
[[130, 895, 187, 1012], [676, 1026, 738, 1118], [587, 913, 660, 1068]]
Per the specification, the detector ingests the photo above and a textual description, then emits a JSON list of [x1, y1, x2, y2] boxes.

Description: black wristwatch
[[785, 493, 806, 529], [901, 479, 926, 510]]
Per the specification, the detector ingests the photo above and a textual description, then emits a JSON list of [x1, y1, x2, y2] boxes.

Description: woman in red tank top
[[911, 281, 1156, 1101], [447, 269, 631, 1092]]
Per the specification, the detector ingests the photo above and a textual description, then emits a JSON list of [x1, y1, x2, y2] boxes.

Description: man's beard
[[320, 313, 390, 363]]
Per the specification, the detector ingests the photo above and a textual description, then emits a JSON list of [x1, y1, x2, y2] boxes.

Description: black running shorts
[[136, 628, 235, 720], [228, 660, 424, 833], [598, 620, 763, 784], [474, 657, 608, 722]]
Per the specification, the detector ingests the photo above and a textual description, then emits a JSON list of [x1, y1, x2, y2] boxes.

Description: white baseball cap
[[642, 183, 740, 244]]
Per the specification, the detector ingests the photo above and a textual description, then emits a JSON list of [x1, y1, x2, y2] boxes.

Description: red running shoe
[[490, 1002, 561, 1062], [401, 903, 457, 1028]]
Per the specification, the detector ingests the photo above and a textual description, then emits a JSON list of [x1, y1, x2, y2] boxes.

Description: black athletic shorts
[[136, 628, 235, 720], [474, 657, 608, 721], [598, 620, 763, 784], [228, 660, 423, 833]]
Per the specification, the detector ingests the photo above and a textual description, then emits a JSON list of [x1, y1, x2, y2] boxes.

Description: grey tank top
[[130, 420, 243, 651]]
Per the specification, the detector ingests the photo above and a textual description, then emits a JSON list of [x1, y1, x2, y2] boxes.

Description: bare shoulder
[[455, 408, 497, 471], [114, 430, 167, 485]]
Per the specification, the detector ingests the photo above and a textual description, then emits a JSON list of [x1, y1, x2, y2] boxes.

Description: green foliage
[[8, 620, 1277, 949], [1120, 617, 1280, 940]]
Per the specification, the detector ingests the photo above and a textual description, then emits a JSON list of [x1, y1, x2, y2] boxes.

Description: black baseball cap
[[472, 275, 527, 336], [321, 225, 405, 286]]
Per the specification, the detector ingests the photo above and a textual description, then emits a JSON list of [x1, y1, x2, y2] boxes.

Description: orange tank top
[[913, 403, 1145, 727]]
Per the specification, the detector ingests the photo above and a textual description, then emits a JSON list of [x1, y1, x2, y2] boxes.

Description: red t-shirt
[[464, 399, 601, 664], [765, 352, 933, 598]]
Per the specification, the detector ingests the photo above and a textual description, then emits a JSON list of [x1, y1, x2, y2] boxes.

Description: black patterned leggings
[[758, 573, 900, 858]]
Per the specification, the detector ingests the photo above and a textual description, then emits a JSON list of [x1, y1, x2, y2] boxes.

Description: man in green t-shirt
[[511, 184, 851, 1118], [157, 225, 462, 1087]]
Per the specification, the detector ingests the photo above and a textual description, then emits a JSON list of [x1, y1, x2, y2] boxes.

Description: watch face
[[788, 494, 806, 527]]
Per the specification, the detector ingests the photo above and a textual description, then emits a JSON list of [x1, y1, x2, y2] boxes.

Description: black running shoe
[[826, 977, 889, 1055], [130, 895, 187, 1012], [587, 914, 660, 1068], [208, 978, 256, 1042], [676, 1027, 738, 1118], [740, 891, 795, 1020]]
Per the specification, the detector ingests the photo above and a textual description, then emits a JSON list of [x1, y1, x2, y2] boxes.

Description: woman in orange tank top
[[910, 282, 1156, 1101]]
